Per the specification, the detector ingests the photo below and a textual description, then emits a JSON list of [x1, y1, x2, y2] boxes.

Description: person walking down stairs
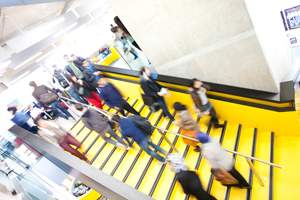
[[173, 102, 202, 152], [197, 133, 249, 188], [114, 114, 168, 162], [81, 108, 129, 149], [168, 154, 217, 200], [190, 78, 224, 128]]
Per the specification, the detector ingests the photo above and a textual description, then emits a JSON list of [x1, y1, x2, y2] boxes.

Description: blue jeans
[[157, 98, 173, 119], [67, 86, 87, 104], [50, 101, 72, 119], [138, 138, 166, 162]]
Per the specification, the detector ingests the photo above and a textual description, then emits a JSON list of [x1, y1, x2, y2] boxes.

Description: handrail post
[[246, 158, 264, 187]]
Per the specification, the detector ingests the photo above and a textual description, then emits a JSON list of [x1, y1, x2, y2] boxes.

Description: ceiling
[[0, 0, 81, 42]]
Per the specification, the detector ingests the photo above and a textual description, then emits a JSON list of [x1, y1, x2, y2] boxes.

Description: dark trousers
[[157, 98, 173, 119], [177, 170, 217, 200], [50, 100, 72, 119], [209, 107, 220, 125], [138, 138, 166, 162], [102, 126, 127, 146], [119, 100, 139, 116], [229, 167, 249, 188], [58, 133, 88, 161]]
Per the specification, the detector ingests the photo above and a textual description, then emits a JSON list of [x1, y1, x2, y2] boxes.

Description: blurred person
[[7, 106, 38, 134], [29, 81, 73, 119], [140, 67, 174, 120], [168, 154, 217, 200], [113, 16, 141, 50], [197, 133, 249, 188], [173, 102, 201, 152], [81, 108, 128, 149], [64, 55, 103, 109], [111, 26, 138, 60], [113, 114, 168, 162], [190, 78, 224, 128], [97, 78, 139, 116]]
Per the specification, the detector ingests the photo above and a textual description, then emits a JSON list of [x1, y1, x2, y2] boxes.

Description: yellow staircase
[[68, 95, 277, 200]]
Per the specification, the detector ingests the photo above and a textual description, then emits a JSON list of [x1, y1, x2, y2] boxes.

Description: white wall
[[110, 0, 280, 92], [245, 0, 300, 85]]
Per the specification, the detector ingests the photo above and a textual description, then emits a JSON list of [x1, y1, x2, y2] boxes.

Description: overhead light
[[0, 60, 12, 69], [53, 22, 78, 38], [13, 52, 43, 70]]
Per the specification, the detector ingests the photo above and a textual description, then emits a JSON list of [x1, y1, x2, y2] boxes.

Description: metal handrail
[[59, 96, 282, 169]]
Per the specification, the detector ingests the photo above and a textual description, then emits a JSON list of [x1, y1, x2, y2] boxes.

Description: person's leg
[[129, 49, 138, 60], [138, 139, 165, 162], [148, 140, 167, 155], [59, 141, 87, 161], [51, 101, 72, 119], [121, 100, 139, 115], [64, 133, 81, 148], [107, 126, 128, 145], [229, 167, 249, 188], [209, 107, 220, 125], [102, 135, 118, 146], [156, 98, 173, 120], [68, 87, 88, 104]]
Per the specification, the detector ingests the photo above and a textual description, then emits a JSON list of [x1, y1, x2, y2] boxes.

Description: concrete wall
[[110, 0, 280, 92], [245, 0, 300, 84]]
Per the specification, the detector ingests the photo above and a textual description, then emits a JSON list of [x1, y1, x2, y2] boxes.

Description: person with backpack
[[29, 81, 73, 120], [97, 78, 139, 116], [197, 133, 249, 188], [140, 67, 174, 120], [190, 78, 224, 128], [173, 102, 202, 152], [168, 154, 217, 200], [113, 114, 168, 162], [81, 108, 129, 149]]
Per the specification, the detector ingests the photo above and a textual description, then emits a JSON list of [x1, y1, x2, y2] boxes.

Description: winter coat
[[201, 139, 233, 171], [97, 83, 124, 107], [177, 110, 200, 146], [140, 77, 162, 100], [119, 118, 147, 143], [81, 109, 109, 135]]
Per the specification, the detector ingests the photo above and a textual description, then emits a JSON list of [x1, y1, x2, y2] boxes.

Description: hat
[[173, 102, 187, 111], [196, 133, 210, 143]]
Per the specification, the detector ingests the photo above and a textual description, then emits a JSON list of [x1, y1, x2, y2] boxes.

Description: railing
[[60, 96, 282, 169]]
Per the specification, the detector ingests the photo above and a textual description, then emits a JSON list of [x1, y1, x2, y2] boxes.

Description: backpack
[[129, 115, 154, 136]]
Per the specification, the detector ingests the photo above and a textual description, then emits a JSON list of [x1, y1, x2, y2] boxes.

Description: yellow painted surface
[[67, 76, 300, 200]]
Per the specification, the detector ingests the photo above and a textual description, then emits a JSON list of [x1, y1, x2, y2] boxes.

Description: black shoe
[[214, 124, 224, 128], [194, 145, 201, 152]]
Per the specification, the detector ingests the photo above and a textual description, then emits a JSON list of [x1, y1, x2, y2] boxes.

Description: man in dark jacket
[[81, 109, 128, 148], [190, 78, 224, 128], [140, 67, 174, 120], [114, 115, 168, 162], [96, 78, 139, 116]]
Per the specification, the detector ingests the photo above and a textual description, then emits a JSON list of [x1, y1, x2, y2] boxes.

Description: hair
[[140, 67, 146, 75], [173, 102, 187, 111], [7, 106, 17, 115], [112, 114, 121, 123], [29, 81, 37, 87], [191, 78, 200, 87], [111, 26, 119, 33]]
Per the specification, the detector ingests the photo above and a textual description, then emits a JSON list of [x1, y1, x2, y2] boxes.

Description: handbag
[[141, 94, 155, 106]]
